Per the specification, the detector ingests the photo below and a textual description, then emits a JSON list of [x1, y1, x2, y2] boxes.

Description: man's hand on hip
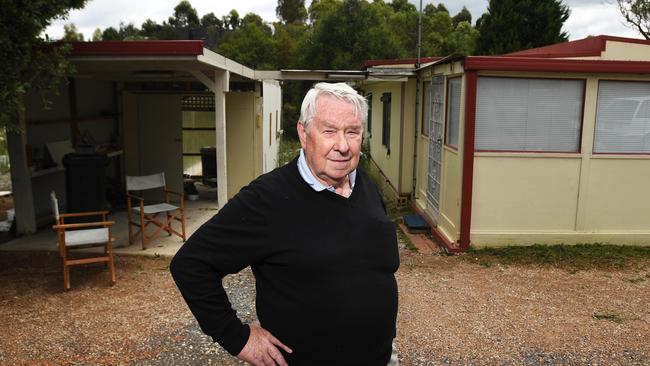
[[237, 321, 293, 366]]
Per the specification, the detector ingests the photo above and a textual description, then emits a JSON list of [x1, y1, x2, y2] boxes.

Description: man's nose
[[333, 131, 350, 153]]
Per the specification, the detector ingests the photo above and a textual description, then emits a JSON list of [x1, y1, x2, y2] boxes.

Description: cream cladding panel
[[472, 156, 581, 231], [584, 158, 650, 230]]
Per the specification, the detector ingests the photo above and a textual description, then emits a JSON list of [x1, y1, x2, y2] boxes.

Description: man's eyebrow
[[320, 121, 362, 130]]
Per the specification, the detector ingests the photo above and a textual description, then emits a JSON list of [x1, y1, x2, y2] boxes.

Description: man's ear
[[297, 122, 307, 148]]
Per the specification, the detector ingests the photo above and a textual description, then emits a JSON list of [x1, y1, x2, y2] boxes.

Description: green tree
[[224, 9, 241, 30], [0, 0, 87, 130], [101, 27, 121, 40], [617, 0, 650, 39], [168, 0, 200, 28], [63, 23, 84, 41], [475, 0, 570, 55], [298, 0, 401, 69], [217, 13, 276, 69], [92, 27, 102, 41], [452, 6, 472, 27], [276, 0, 308, 24]]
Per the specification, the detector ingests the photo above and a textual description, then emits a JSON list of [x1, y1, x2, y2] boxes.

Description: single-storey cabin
[[9, 41, 282, 234], [361, 35, 650, 251]]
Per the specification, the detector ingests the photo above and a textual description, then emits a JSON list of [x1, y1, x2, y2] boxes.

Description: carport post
[[7, 110, 36, 233], [214, 70, 229, 206]]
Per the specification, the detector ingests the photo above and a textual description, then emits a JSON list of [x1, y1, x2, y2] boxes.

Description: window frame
[[444, 76, 462, 150]]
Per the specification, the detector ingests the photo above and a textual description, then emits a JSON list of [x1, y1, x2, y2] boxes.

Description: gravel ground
[[0, 249, 648, 365]]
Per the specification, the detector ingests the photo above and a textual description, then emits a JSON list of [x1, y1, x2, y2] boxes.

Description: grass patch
[[623, 277, 646, 284], [592, 312, 625, 324], [396, 226, 418, 252], [465, 243, 650, 271], [278, 136, 301, 166]]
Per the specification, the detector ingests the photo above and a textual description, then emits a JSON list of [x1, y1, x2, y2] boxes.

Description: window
[[366, 93, 372, 134], [422, 81, 431, 136], [381, 93, 391, 151], [475, 77, 584, 152], [594, 80, 650, 154], [445, 77, 461, 148]]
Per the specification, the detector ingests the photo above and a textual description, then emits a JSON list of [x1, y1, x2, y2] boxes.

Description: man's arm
[[170, 182, 289, 359]]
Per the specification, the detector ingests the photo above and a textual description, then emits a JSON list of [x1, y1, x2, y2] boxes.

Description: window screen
[[445, 78, 461, 148], [594, 80, 650, 154], [475, 77, 584, 152]]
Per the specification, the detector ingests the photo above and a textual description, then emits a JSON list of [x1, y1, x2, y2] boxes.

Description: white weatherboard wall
[[262, 80, 282, 173]]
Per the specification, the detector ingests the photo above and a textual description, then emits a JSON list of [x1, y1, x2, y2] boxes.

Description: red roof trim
[[464, 56, 650, 73], [505, 35, 650, 59], [70, 41, 204, 57], [506, 37, 606, 58], [362, 57, 442, 69]]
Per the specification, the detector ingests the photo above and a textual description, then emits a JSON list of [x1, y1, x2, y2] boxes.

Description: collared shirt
[[297, 148, 356, 193]]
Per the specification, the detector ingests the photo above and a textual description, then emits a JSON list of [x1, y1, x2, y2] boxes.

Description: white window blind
[[446, 78, 461, 147], [594, 81, 650, 154], [475, 77, 584, 152]]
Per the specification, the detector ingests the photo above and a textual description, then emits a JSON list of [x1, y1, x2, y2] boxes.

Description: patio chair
[[126, 172, 186, 250], [50, 192, 116, 290]]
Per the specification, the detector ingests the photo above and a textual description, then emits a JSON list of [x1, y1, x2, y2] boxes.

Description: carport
[[8, 41, 282, 234]]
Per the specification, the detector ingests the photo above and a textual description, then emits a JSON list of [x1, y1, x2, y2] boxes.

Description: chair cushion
[[132, 203, 180, 215], [65, 228, 110, 246]]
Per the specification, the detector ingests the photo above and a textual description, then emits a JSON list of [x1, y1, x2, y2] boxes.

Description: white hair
[[298, 82, 368, 130]]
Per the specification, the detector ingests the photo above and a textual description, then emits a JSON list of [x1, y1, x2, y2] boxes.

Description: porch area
[[0, 184, 218, 257]]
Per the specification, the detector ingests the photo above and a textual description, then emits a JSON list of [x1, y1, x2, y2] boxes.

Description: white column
[[7, 110, 36, 233], [214, 70, 229, 206]]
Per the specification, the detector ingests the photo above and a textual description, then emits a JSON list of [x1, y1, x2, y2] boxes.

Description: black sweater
[[170, 158, 399, 366]]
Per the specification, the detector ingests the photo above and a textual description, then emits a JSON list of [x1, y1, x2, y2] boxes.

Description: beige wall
[[365, 81, 403, 194], [399, 78, 417, 195], [601, 40, 650, 61], [262, 80, 282, 173], [226, 92, 257, 198], [469, 73, 650, 246]]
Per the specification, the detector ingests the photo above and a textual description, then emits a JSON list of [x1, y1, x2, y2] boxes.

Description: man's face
[[297, 95, 363, 187]]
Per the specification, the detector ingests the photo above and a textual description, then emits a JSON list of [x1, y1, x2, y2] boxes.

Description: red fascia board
[[362, 57, 442, 69], [70, 41, 204, 57], [505, 36, 606, 58], [464, 56, 650, 73]]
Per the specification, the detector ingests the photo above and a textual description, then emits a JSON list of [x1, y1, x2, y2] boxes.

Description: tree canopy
[[0, 0, 87, 130], [475, 0, 570, 55]]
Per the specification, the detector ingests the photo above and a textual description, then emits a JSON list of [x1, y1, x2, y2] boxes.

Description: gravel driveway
[[0, 249, 648, 365]]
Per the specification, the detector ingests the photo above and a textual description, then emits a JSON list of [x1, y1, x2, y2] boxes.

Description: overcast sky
[[45, 0, 639, 42]]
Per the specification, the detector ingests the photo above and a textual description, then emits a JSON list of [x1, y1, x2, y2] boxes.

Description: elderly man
[[171, 82, 399, 366]]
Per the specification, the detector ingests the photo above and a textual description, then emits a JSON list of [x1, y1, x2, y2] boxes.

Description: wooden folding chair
[[126, 173, 186, 250], [50, 192, 116, 290]]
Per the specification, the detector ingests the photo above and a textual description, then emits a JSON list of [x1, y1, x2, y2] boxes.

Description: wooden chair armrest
[[53, 221, 115, 230], [59, 210, 110, 218]]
